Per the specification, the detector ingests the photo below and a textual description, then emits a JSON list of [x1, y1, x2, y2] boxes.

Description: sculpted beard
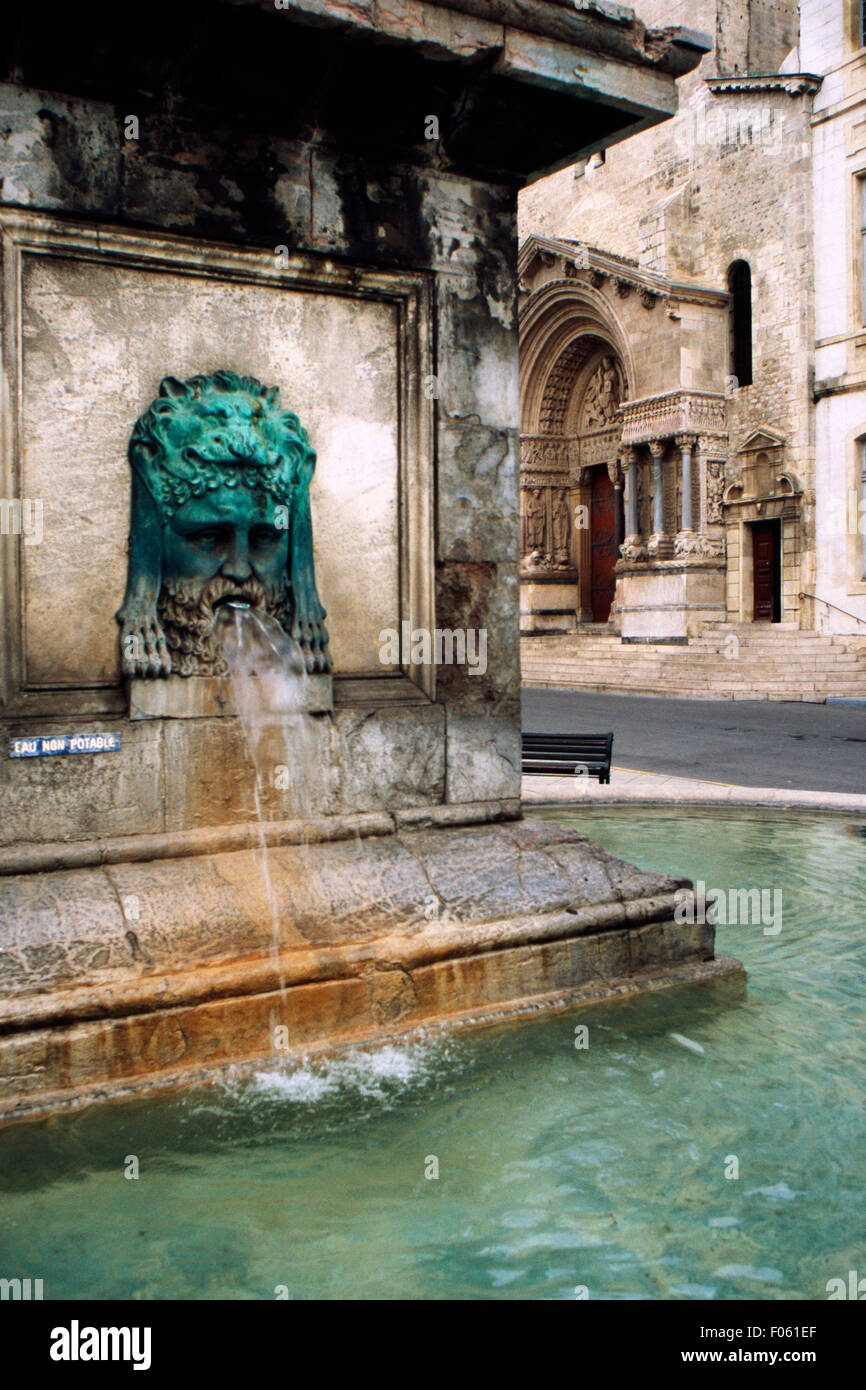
[[158, 574, 291, 675]]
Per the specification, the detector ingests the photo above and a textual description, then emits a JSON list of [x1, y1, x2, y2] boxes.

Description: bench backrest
[[522, 733, 613, 763]]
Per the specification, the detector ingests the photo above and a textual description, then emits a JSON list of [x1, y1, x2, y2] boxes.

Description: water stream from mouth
[[212, 607, 318, 1012]]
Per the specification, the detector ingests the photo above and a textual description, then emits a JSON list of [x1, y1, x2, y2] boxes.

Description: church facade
[[518, 0, 866, 692]]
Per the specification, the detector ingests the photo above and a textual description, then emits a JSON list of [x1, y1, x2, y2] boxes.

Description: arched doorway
[[518, 266, 633, 632]]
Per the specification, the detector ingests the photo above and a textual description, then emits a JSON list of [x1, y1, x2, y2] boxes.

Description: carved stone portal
[[117, 370, 332, 678], [581, 355, 620, 430]]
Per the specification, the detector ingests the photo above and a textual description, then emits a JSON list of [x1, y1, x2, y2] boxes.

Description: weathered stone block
[[445, 709, 521, 804], [0, 721, 164, 847], [333, 703, 446, 812]]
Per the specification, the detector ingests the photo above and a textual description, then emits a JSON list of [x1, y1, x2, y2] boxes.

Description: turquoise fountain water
[[1, 808, 864, 1300]]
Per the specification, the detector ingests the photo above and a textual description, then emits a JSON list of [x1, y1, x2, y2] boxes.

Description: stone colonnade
[[621, 431, 710, 559]]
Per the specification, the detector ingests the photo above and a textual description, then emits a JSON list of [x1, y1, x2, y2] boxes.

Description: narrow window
[[861, 438, 866, 579], [861, 0, 866, 48], [728, 260, 753, 388]]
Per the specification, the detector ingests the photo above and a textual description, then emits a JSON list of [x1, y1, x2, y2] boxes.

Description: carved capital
[[697, 432, 727, 461], [675, 433, 698, 452], [648, 440, 666, 460], [620, 537, 648, 562]]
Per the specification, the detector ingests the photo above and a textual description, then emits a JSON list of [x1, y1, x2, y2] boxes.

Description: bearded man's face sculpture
[[116, 371, 331, 677]]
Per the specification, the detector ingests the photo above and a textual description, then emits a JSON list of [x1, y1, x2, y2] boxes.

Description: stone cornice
[[705, 74, 822, 97], [615, 556, 725, 575], [268, 0, 710, 81], [518, 234, 729, 309], [369, 1, 711, 77], [259, 1, 708, 180]]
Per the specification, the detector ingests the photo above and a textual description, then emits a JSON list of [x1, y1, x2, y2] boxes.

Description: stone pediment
[[737, 427, 786, 454], [733, 427, 789, 503]]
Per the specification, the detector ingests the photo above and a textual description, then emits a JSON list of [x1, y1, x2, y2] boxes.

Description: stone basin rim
[[0, 954, 744, 1127], [0, 890, 691, 1035], [0, 799, 523, 877]]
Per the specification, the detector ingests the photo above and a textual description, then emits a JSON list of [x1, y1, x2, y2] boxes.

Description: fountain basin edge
[[0, 818, 745, 1119]]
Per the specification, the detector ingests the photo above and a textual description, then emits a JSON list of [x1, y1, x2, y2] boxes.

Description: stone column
[[677, 433, 696, 535], [608, 457, 625, 553], [647, 440, 671, 557], [673, 432, 701, 558], [624, 448, 639, 541], [618, 447, 646, 563]]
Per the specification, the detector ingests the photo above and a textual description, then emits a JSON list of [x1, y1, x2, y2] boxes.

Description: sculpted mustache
[[161, 575, 271, 611], [202, 575, 267, 609]]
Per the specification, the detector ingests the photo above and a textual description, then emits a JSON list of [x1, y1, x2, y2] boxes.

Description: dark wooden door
[[752, 520, 779, 622], [590, 467, 617, 623]]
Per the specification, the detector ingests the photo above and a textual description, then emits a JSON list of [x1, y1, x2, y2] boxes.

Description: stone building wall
[[806, 0, 866, 632], [519, 0, 818, 631]]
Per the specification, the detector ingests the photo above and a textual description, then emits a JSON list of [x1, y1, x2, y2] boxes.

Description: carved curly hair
[[129, 370, 315, 519]]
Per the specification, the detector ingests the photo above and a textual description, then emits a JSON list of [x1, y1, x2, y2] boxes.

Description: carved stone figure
[[522, 548, 546, 572], [674, 533, 726, 559], [524, 486, 547, 552], [582, 356, 619, 429], [117, 370, 331, 678], [551, 488, 570, 563], [619, 537, 648, 562], [705, 460, 726, 524]]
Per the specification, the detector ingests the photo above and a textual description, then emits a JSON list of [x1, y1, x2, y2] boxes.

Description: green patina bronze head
[[128, 370, 312, 520], [117, 370, 331, 677]]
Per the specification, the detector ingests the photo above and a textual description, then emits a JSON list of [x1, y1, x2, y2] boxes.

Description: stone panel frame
[[0, 210, 436, 716]]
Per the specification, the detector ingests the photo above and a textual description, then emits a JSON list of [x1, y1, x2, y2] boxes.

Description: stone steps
[[520, 623, 866, 700]]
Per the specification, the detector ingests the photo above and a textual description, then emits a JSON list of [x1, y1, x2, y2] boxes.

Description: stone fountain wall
[[0, 144, 520, 843]]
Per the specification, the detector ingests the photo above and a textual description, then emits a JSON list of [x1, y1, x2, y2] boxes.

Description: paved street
[[522, 687, 866, 795]]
